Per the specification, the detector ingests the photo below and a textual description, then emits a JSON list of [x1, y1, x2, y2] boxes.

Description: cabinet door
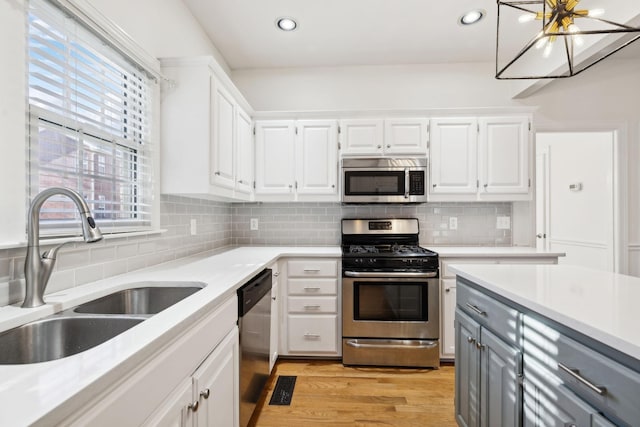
[[441, 278, 457, 359], [235, 107, 253, 195], [193, 327, 239, 427], [142, 379, 193, 427], [255, 120, 296, 195], [479, 328, 522, 427], [523, 378, 604, 427], [384, 118, 428, 155], [210, 79, 236, 189], [339, 119, 384, 156], [430, 117, 478, 195], [455, 308, 481, 427], [478, 116, 529, 195], [296, 120, 338, 196]]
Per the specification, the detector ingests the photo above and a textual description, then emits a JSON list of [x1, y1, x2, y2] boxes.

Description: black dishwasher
[[237, 268, 272, 427]]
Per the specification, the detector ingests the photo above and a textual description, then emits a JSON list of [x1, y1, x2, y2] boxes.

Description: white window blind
[[27, 0, 155, 235]]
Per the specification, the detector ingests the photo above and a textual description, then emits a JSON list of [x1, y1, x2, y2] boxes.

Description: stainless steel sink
[[73, 283, 204, 315], [0, 316, 144, 364]]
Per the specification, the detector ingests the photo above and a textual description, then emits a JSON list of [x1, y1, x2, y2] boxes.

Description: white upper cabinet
[[235, 108, 253, 195], [160, 56, 254, 201], [255, 120, 339, 201], [339, 118, 428, 156], [296, 120, 338, 196], [478, 116, 529, 195], [430, 117, 478, 195], [339, 119, 384, 155], [211, 80, 235, 190], [429, 115, 531, 202], [384, 118, 429, 155], [255, 120, 296, 197]]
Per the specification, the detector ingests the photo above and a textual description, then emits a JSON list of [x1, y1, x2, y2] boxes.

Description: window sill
[[0, 229, 167, 250]]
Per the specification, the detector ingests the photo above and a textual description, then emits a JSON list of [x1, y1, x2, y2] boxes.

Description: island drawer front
[[288, 259, 338, 277], [287, 296, 337, 314], [554, 333, 640, 424], [457, 280, 521, 347], [288, 278, 338, 295]]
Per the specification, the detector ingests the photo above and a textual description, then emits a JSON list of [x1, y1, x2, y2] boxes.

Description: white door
[[235, 107, 253, 196], [210, 79, 235, 189], [339, 119, 384, 156], [296, 120, 338, 196], [429, 117, 478, 195], [384, 118, 428, 155], [478, 116, 529, 195], [536, 132, 615, 271], [255, 120, 296, 196]]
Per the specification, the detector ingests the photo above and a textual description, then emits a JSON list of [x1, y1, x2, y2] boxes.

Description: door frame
[[533, 123, 628, 273]]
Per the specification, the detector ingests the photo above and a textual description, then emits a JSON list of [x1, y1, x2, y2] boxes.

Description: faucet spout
[[22, 187, 103, 308]]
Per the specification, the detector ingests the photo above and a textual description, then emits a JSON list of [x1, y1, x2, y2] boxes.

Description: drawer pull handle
[[303, 268, 321, 273], [467, 336, 475, 344], [304, 304, 321, 310], [304, 332, 321, 339], [200, 388, 210, 399], [187, 400, 199, 412], [557, 363, 607, 396], [466, 303, 486, 316], [304, 287, 321, 291]]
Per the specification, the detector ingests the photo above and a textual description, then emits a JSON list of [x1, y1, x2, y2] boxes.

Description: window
[[26, 0, 156, 235]]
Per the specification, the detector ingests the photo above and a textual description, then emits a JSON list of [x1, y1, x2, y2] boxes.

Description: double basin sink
[[0, 282, 205, 365]]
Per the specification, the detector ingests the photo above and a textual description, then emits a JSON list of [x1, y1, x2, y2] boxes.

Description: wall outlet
[[190, 218, 197, 235], [449, 217, 458, 230], [496, 216, 511, 230], [250, 218, 259, 231]]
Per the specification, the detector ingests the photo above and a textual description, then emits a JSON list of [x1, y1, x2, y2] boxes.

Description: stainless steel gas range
[[341, 218, 440, 368]]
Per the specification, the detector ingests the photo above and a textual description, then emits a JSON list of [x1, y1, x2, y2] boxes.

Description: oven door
[[342, 272, 439, 340]]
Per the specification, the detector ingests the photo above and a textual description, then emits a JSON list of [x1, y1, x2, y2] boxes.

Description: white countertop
[[0, 246, 340, 427], [427, 246, 565, 258], [450, 264, 640, 362]]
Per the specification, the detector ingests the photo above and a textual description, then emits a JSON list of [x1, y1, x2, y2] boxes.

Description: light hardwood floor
[[250, 360, 456, 427]]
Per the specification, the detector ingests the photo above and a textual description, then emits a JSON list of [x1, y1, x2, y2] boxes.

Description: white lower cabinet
[[280, 258, 341, 357], [63, 296, 239, 427]]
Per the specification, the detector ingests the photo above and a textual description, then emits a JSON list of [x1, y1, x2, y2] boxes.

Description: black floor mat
[[268, 375, 297, 405]]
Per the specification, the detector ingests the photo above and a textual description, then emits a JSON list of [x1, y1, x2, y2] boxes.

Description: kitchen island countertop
[[450, 263, 640, 364]]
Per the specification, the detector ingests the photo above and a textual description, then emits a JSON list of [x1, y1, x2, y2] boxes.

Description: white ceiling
[[182, 0, 501, 70], [182, 0, 640, 71]]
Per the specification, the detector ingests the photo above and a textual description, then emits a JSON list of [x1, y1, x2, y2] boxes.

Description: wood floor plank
[[250, 360, 456, 427]]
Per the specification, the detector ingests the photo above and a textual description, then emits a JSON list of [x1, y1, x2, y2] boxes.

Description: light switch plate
[[496, 216, 511, 230], [190, 218, 197, 235], [449, 217, 458, 230], [250, 218, 259, 231]]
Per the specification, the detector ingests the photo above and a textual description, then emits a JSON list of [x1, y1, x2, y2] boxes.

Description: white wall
[[232, 62, 522, 112]]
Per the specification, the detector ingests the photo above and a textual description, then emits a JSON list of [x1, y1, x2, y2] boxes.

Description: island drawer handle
[[557, 363, 607, 395], [466, 303, 486, 316], [303, 268, 321, 272]]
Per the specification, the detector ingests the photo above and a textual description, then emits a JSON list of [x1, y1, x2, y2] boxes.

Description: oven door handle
[[343, 271, 438, 278], [345, 339, 438, 350]]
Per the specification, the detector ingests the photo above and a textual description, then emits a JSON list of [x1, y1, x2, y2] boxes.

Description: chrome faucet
[[22, 187, 103, 308]]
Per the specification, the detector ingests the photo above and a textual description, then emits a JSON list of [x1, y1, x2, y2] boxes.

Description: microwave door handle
[[404, 168, 410, 199]]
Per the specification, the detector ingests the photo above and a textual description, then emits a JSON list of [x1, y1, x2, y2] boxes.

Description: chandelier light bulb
[[518, 13, 535, 23], [543, 42, 554, 58], [588, 8, 605, 17]]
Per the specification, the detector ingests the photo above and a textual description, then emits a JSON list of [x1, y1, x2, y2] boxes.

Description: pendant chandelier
[[496, 0, 640, 79]]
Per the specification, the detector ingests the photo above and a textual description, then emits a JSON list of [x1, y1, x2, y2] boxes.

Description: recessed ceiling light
[[459, 9, 485, 26], [276, 17, 298, 32]]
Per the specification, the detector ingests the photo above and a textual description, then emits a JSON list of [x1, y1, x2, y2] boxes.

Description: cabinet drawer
[[288, 296, 337, 314], [457, 280, 521, 347], [287, 315, 338, 353], [288, 278, 338, 295], [524, 315, 640, 425], [287, 259, 338, 277]]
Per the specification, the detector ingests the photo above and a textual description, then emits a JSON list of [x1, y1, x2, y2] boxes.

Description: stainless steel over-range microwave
[[341, 158, 427, 204]]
